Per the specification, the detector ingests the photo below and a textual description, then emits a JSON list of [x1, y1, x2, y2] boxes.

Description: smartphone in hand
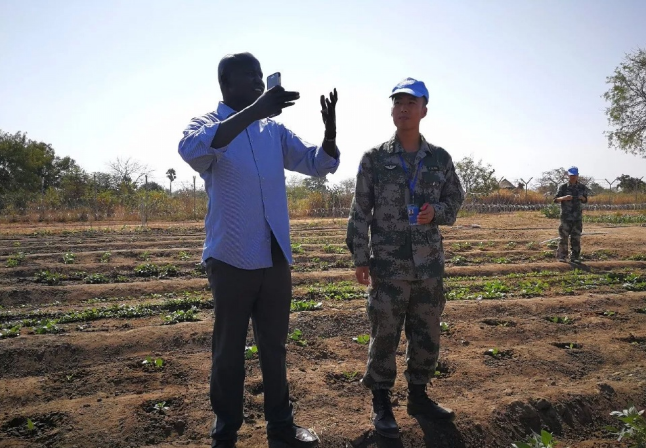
[[267, 72, 282, 118]]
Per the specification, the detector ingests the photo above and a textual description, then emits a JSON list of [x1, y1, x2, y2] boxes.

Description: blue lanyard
[[398, 155, 423, 202]]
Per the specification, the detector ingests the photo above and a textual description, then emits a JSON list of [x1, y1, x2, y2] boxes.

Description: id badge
[[407, 204, 419, 225]]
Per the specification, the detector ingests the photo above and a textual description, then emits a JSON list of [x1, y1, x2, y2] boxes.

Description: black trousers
[[206, 235, 293, 442]]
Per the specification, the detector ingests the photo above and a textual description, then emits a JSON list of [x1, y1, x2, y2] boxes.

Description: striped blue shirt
[[178, 102, 340, 269]]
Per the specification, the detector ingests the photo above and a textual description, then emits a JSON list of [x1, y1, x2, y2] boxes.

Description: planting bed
[[1, 212, 645, 447]]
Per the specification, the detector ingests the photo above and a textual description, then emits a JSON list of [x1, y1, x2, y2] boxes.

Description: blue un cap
[[567, 166, 579, 176], [390, 77, 429, 102]]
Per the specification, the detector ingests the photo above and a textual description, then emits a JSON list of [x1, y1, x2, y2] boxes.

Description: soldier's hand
[[355, 266, 371, 285], [417, 203, 435, 225], [562, 195, 573, 201]]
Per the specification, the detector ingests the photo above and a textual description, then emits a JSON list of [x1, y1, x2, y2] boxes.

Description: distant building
[[498, 178, 516, 190]]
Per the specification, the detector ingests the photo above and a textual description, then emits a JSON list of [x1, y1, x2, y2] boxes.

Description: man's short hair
[[218, 52, 257, 86]]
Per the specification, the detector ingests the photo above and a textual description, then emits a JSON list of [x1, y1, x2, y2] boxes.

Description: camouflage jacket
[[346, 134, 465, 280], [554, 182, 590, 221]]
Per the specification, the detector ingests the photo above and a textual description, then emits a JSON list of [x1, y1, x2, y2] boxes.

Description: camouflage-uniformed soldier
[[346, 78, 464, 438], [554, 166, 590, 262]]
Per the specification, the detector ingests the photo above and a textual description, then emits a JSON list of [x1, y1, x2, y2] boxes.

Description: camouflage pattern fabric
[[557, 219, 583, 260], [362, 277, 446, 389], [346, 134, 465, 280], [554, 182, 591, 221]]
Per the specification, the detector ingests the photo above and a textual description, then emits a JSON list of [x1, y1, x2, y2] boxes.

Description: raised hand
[[252, 86, 300, 120], [320, 88, 338, 135]]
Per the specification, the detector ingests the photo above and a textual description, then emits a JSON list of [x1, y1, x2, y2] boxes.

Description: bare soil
[[1, 212, 645, 448]]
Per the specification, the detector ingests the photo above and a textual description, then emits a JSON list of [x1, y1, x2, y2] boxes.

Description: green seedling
[[322, 243, 345, 254], [440, 321, 449, 332], [142, 356, 164, 368], [506, 241, 517, 249], [62, 252, 76, 264], [99, 251, 112, 263], [549, 316, 572, 325], [288, 329, 307, 346], [0, 326, 20, 339], [568, 343, 574, 350], [434, 370, 441, 378], [66, 374, 74, 382], [546, 240, 558, 249], [450, 255, 468, 266], [153, 401, 170, 414], [491, 257, 511, 264], [353, 334, 370, 345], [177, 251, 191, 261], [451, 242, 472, 251], [245, 345, 258, 360], [84, 273, 110, 284], [486, 347, 500, 357], [138, 251, 152, 261], [163, 307, 200, 324], [6, 252, 26, 267], [34, 270, 63, 285], [26, 418, 35, 432], [290, 300, 322, 312], [33, 319, 61, 334], [526, 241, 539, 250], [603, 310, 617, 317], [606, 406, 646, 446], [512, 429, 557, 448], [342, 371, 359, 381], [291, 243, 304, 254]]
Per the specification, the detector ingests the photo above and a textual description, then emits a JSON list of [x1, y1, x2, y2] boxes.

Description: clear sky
[[2, 0, 646, 190]]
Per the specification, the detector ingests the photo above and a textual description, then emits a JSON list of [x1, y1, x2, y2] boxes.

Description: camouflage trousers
[[557, 219, 583, 259], [362, 277, 446, 390]]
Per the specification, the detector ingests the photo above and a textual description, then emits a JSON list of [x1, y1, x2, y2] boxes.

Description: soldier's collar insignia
[[385, 165, 397, 170]]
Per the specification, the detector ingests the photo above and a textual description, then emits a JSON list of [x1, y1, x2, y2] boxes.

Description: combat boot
[[407, 384, 455, 421], [371, 389, 399, 438]]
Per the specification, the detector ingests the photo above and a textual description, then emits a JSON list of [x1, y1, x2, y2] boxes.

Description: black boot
[[407, 384, 455, 421], [371, 389, 400, 438]]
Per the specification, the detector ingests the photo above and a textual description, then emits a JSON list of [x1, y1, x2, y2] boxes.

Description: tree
[[454, 156, 498, 195], [603, 48, 646, 157], [107, 157, 152, 191], [616, 174, 646, 192], [534, 168, 593, 195], [166, 168, 177, 195], [303, 176, 328, 192]]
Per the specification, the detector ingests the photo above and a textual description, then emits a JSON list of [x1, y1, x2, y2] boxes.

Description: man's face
[[222, 56, 265, 108], [391, 93, 427, 130], [568, 174, 578, 184]]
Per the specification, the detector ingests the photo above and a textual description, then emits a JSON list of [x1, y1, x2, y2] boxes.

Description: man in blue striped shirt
[[178, 52, 339, 448]]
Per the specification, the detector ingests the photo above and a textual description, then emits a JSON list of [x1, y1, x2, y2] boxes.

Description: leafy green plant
[[153, 401, 170, 414], [519, 280, 548, 297], [603, 310, 617, 317], [506, 241, 517, 249], [291, 243, 304, 254], [138, 251, 152, 261], [482, 280, 508, 298], [486, 347, 500, 358], [548, 316, 573, 325], [33, 319, 62, 334], [84, 273, 110, 284], [450, 255, 468, 266], [322, 243, 345, 254], [245, 345, 258, 360], [163, 306, 200, 324], [541, 204, 560, 219], [451, 242, 472, 251], [6, 252, 25, 267], [440, 321, 450, 332], [606, 406, 646, 447], [512, 429, 557, 448], [26, 418, 35, 432], [546, 240, 558, 249], [0, 326, 20, 339], [62, 252, 76, 264], [290, 300, 322, 312], [526, 241, 539, 250], [99, 251, 112, 263], [288, 329, 307, 346], [177, 251, 191, 261], [491, 257, 511, 264], [142, 356, 164, 369], [34, 270, 63, 285], [342, 371, 359, 381], [305, 282, 363, 301], [353, 334, 370, 345]]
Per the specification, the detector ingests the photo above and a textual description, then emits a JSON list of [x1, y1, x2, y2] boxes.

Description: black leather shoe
[[267, 424, 319, 448], [407, 384, 455, 421], [212, 439, 236, 448], [371, 389, 400, 438]]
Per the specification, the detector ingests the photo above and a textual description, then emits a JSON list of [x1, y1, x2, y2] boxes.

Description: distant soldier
[[346, 78, 464, 438], [554, 166, 591, 263]]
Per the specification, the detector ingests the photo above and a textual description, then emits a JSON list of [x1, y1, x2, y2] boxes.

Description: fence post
[[141, 175, 148, 227]]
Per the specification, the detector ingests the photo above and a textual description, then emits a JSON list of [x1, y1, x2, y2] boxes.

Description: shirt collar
[[216, 101, 237, 119], [388, 133, 433, 157]]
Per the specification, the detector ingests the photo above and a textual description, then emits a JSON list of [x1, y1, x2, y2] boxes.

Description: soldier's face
[[569, 175, 578, 184], [391, 94, 427, 130]]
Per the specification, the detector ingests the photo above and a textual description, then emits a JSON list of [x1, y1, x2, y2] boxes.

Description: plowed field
[[1, 212, 645, 448]]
